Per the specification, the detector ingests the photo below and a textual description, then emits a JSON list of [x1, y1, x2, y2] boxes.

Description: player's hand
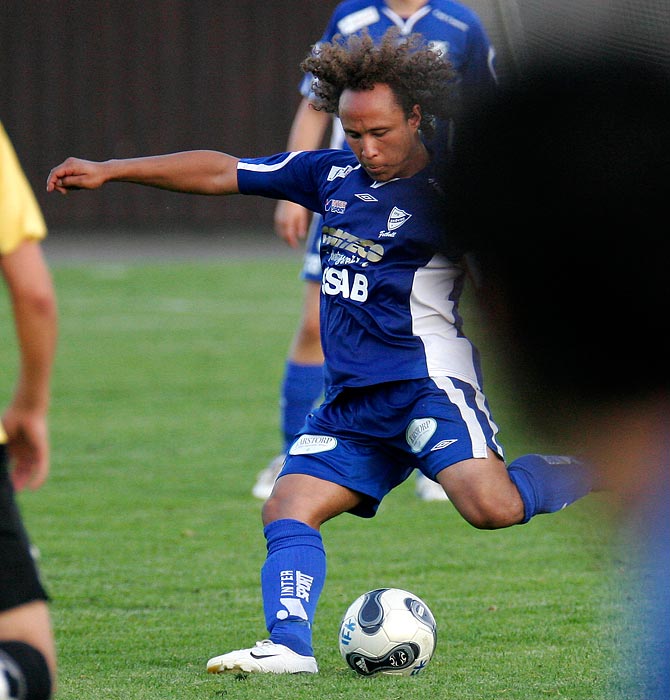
[[274, 200, 310, 248], [46, 157, 108, 194], [1, 409, 50, 491]]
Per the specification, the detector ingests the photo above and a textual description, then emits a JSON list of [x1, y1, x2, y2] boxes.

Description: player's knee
[[261, 489, 304, 526], [261, 493, 282, 526], [459, 494, 524, 530]]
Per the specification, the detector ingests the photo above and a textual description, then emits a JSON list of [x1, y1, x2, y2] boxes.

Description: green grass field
[[2, 252, 627, 699]]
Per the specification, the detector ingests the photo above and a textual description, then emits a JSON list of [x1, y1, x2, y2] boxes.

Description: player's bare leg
[[262, 473, 362, 529], [437, 450, 524, 528], [252, 282, 324, 500], [438, 448, 592, 528]]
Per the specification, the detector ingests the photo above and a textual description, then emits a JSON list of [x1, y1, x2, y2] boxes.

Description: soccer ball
[[338, 587, 437, 676]]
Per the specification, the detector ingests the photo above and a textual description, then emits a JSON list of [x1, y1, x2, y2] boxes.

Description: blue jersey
[[300, 0, 497, 132], [237, 150, 482, 394]]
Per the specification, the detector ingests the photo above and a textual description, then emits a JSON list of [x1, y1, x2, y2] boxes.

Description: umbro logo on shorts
[[431, 439, 458, 451]]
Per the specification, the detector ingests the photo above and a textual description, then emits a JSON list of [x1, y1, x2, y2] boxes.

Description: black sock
[[0, 642, 51, 700]]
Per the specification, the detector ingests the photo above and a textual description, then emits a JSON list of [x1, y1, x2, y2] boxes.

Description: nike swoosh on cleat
[[250, 652, 280, 659]]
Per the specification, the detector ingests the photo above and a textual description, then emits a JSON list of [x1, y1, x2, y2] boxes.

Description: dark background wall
[[1, 1, 513, 232], [1, 1, 342, 230], [4, 1, 666, 232]]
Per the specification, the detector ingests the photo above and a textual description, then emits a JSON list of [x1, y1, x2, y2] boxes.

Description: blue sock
[[280, 361, 324, 451], [508, 454, 593, 524], [262, 519, 326, 657]]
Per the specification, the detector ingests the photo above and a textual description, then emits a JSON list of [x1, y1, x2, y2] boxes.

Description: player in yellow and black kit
[[0, 121, 58, 700]]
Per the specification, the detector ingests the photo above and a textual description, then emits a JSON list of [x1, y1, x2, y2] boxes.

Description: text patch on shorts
[[289, 434, 338, 455], [406, 418, 437, 453]]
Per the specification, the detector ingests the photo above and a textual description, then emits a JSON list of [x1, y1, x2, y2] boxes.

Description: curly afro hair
[[301, 28, 457, 139]]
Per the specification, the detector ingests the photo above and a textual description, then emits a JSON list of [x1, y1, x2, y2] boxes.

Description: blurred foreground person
[[446, 56, 669, 699], [0, 122, 58, 699]]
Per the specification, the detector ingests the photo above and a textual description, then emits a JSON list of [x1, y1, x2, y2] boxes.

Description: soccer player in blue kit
[[46, 30, 593, 675], [256, 0, 498, 502]]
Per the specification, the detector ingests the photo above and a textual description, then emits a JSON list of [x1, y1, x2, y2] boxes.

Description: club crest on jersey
[[325, 198, 347, 214], [388, 206, 412, 230]]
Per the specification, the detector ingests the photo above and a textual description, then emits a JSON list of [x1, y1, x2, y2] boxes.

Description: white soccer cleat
[[251, 454, 285, 500], [415, 471, 450, 502], [206, 640, 318, 674]]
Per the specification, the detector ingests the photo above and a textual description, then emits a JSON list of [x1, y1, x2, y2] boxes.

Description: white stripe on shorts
[[432, 376, 503, 459]]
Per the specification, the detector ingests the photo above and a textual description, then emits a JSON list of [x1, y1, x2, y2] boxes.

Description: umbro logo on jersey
[[354, 193, 378, 202]]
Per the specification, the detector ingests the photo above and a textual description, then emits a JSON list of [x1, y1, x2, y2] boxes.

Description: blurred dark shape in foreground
[[444, 53, 670, 699]]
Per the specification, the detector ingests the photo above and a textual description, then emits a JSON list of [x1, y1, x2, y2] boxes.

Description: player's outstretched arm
[[46, 150, 241, 196]]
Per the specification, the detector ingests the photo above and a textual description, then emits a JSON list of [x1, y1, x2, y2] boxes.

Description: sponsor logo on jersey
[[354, 192, 378, 202], [327, 164, 355, 181], [321, 225, 385, 263], [322, 267, 369, 302], [319, 225, 385, 303], [406, 418, 437, 453], [289, 434, 337, 455], [325, 198, 347, 214], [330, 252, 360, 266]]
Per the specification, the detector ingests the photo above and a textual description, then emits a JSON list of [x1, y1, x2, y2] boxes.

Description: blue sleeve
[[236, 151, 323, 213]]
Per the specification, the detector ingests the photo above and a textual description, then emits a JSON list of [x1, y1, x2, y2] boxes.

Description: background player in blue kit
[[47, 30, 593, 675], [254, 0, 498, 502]]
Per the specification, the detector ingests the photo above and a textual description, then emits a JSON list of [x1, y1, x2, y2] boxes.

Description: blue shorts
[[281, 376, 504, 517], [300, 213, 323, 283]]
